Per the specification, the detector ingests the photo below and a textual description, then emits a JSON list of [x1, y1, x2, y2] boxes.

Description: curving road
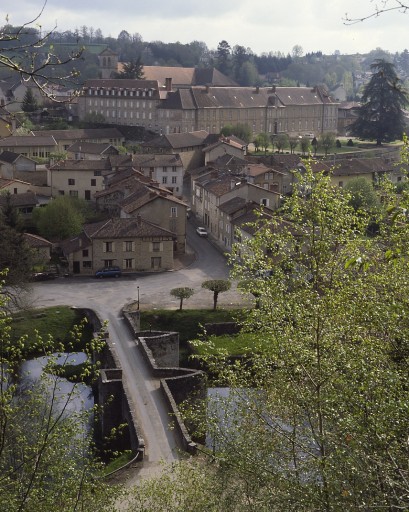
[[31, 222, 246, 478]]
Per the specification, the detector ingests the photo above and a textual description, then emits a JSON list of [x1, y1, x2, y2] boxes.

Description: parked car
[[95, 266, 122, 278], [196, 227, 208, 237], [31, 271, 57, 281]]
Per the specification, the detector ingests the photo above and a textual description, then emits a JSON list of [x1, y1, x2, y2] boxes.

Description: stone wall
[[80, 308, 145, 460], [123, 310, 206, 454]]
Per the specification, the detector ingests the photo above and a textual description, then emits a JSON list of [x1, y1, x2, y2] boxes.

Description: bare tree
[[0, 2, 83, 107], [344, 1, 409, 24]]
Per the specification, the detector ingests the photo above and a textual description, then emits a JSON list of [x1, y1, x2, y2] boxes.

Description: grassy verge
[[10, 306, 94, 358]]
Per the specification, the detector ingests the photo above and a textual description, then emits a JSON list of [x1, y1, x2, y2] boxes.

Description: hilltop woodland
[[2, 21, 409, 96]]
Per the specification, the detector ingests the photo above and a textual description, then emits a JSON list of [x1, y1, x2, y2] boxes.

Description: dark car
[[31, 272, 57, 281], [95, 266, 122, 278]]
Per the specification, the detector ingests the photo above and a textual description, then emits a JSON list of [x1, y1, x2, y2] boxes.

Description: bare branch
[[344, 0, 409, 24]]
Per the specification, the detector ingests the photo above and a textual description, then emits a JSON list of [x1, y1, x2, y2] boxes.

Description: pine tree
[[21, 87, 38, 113], [351, 59, 408, 145]]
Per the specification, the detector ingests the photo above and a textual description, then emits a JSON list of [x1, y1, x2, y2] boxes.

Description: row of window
[[83, 257, 162, 269], [103, 241, 163, 252], [68, 178, 97, 186], [87, 99, 154, 109], [88, 88, 155, 97]]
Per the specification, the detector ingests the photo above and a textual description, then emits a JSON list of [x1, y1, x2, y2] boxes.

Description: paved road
[[30, 224, 246, 478]]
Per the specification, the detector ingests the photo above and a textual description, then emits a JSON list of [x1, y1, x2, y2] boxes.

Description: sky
[[1, 0, 409, 56]]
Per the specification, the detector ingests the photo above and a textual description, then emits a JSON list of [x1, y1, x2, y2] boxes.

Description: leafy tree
[[319, 131, 337, 156], [220, 123, 252, 143], [33, 196, 84, 242], [254, 133, 270, 153], [201, 279, 231, 310], [344, 176, 380, 212], [300, 136, 311, 156], [21, 87, 38, 113], [237, 61, 259, 86], [115, 57, 144, 79], [170, 287, 194, 311], [288, 136, 299, 154], [0, 221, 34, 310], [184, 165, 409, 511], [350, 59, 408, 145], [0, 288, 119, 510], [275, 133, 289, 153]]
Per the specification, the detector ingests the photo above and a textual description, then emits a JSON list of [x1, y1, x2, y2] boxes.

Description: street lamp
[[137, 286, 140, 310]]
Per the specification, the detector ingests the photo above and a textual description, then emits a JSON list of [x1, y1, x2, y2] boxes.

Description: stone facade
[[78, 80, 338, 138]]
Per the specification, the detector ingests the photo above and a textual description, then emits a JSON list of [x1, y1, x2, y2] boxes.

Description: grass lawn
[[193, 331, 264, 357], [140, 308, 244, 343], [10, 306, 93, 357]]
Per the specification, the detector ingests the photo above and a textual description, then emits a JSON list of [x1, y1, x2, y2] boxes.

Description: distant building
[[78, 80, 338, 138]]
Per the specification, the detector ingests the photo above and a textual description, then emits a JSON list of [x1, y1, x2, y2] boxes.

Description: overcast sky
[[2, 0, 409, 56]]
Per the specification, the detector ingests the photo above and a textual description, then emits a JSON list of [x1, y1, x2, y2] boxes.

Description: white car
[[196, 227, 208, 237]]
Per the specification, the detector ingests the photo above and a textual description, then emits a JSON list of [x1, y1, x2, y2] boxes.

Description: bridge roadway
[[31, 223, 245, 479]]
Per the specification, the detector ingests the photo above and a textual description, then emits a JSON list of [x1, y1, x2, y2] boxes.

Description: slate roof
[[160, 85, 337, 111], [142, 130, 209, 150], [0, 191, 39, 207], [31, 128, 124, 140], [15, 170, 48, 186], [66, 141, 119, 155], [23, 233, 52, 248], [90, 217, 175, 239], [132, 153, 183, 168], [0, 150, 24, 164], [0, 136, 57, 148], [218, 196, 247, 214], [142, 66, 237, 87], [309, 157, 394, 177], [49, 159, 112, 171]]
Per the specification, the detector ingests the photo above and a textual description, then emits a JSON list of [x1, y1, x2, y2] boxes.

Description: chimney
[[271, 85, 276, 93], [136, 214, 142, 226], [255, 86, 260, 94], [165, 77, 172, 91], [205, 85, 210, 93]]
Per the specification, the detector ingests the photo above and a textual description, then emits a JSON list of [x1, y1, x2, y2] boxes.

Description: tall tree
[[350, 59, 408, 145], [115, 57, 144, 79], [216, 40, 231, 76], [21, 87, 38, 113], [188, 166, 408, 511]]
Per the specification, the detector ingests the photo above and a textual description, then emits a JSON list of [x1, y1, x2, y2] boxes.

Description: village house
[[31, 128, 125, 153], [66, 141, 119, 160], [203, 135, 247, 165], [141, 130, 213, 170], [130, 153, 184, 198], [48, 158, 111, 200], [60, 216, 175, 275], [95, 169, 188, 253], [23, 233, 53, 264], [308, 157, 405, 188], [192, 170, 281, 249], [0, 135, 58, 159], [0, 151, 37, 178]]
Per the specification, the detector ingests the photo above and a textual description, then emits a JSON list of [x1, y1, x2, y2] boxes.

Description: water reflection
[[19, 353, 94, 417]]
